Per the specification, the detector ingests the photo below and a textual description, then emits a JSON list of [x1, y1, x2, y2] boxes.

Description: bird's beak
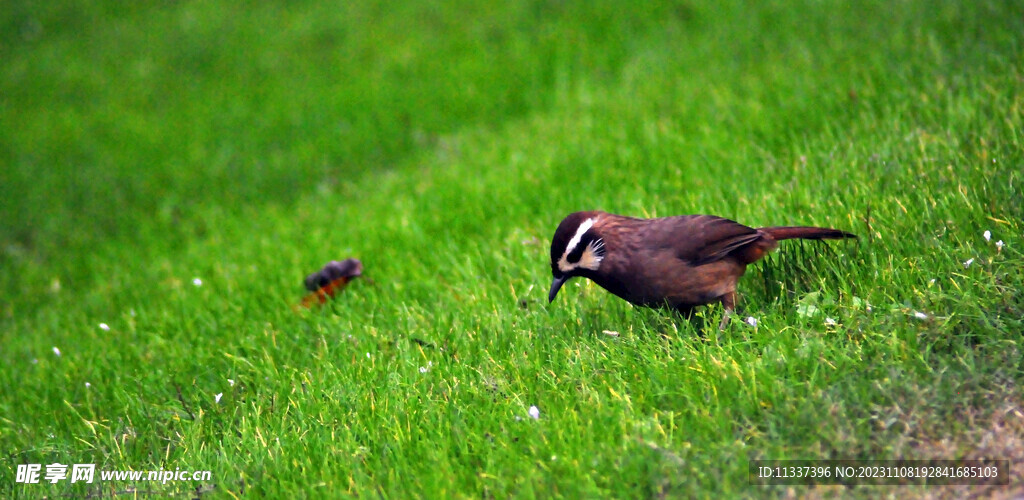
[[549, 275, 568, 303]]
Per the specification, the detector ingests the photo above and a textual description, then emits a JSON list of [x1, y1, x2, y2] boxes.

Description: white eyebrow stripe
[[563, 217, 596, 257]]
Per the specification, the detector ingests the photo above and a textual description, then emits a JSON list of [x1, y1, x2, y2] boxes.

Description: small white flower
[[419, 366, 429, 374], [514, 415, 522, 422], [129, 309, 136, 317], [996, 240, 1004, 249], [745, 316, 758, 327], [99, 323, 110, 331], [929, 279, 936, 284], [824, 317, 837, 326], [52, 346, 61, 357], [551, 455, 558, 461], [85, 382, 91, 388], [983, 230, 991, 241], [913, 311, 929, 320], [963, 258, 974, 268], [365, 352, 371, 359], [528, 405, 540, 420], [192, 278, 203, 287], [227, 379, 235, 387], [215, 393, 223, 404]]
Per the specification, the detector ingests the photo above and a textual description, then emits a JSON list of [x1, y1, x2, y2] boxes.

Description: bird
[[299, 258, 363, 308], [547, 211, 855, 328]]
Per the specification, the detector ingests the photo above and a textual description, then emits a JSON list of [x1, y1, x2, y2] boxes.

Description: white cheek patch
[[578, 238, 605, 271], [557, 217, 604, 273]]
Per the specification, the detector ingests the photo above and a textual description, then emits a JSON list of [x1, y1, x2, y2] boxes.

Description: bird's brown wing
[[649, 215, 762, 266]]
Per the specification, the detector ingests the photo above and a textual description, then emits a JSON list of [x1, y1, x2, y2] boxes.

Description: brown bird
[[548, 211, 855, 328], [299, 258, 363, 308]]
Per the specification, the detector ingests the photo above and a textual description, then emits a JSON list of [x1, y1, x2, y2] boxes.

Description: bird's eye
[[565, 244, 585, 264]]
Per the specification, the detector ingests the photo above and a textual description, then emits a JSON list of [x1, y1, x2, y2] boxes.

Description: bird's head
[[548, 211, 607, 303]]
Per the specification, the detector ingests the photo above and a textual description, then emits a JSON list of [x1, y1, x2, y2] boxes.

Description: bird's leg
[[718, 310, 732, 330], [718, 292, 737, 330]]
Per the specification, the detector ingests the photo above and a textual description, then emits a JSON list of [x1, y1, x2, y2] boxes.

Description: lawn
[[2, 0, 1022, 497]]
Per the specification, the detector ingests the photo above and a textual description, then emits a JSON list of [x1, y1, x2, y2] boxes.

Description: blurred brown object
[[300, 258, 363, 308]]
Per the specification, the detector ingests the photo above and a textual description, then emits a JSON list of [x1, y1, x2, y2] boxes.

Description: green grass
[[2, 0, 1023, 497]]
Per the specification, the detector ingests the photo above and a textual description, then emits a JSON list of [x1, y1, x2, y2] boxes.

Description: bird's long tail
[[760, 226, 856, 241]]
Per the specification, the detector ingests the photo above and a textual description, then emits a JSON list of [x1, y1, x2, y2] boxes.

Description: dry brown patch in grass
[[787, 396, 1023, 500]]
